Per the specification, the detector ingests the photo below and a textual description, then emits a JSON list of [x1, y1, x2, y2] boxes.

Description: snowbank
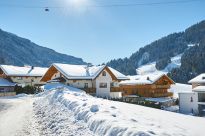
[[35, 87, 205, 136]]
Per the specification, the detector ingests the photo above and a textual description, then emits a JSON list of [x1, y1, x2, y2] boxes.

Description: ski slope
[[136, 54, 182, 75]]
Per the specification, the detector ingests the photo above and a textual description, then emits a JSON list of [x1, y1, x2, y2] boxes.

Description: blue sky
[[0, 0, 205, 65]]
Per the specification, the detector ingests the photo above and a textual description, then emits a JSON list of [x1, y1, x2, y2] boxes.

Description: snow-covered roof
[[0, 78, 16, 87], [52, 63, 127, 80], [193, 86, 205, 92], [108, 67, 129, 80], [0, 65, 48, 77], [188, 73, 205, 84], [120, 73, 172, 85]]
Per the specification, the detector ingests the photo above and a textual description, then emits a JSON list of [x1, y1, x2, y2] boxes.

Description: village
[[0, 63, 204, 116]]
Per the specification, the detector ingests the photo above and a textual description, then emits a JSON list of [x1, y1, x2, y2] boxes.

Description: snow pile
[[34, 86, 205, 136], [168, 83, 192, 98], [136, 54, 182, 75]]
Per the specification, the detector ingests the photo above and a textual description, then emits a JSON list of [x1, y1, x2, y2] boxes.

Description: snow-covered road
[[0, 94, 94, 136], [0, 95, 39, 136]]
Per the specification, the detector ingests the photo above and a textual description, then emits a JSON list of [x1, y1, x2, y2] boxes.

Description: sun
[[67, 0, 89, 8]]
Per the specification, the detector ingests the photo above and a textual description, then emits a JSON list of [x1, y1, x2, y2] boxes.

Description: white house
[[0, 65, 48, 87], [41, 63, 129, 98], [179, 74, 205, 116]]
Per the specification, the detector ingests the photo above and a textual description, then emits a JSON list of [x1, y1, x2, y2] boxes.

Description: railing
[[0, 92, 16, 97], [81, 88, 96, 94]]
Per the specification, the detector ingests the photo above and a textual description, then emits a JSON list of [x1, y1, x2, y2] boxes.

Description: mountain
[[107, 20, 205, 83], [0, 29, 86, 67]]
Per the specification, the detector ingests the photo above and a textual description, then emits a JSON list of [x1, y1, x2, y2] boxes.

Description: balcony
[[81, 88, 96, 94]]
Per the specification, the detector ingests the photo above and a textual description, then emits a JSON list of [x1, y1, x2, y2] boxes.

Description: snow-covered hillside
[[136, 54, 182, 75], [34, 85, 205, 136]]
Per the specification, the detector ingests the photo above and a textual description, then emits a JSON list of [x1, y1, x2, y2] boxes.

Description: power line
[[0, 0, 203, 9]]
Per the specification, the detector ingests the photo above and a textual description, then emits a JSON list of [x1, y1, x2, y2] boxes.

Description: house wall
[[10, 76, 45, 86], [179, 93, 199, 115], [192, 83, 205, 89], [0, 86, 15, 92], [66, 80, 93, 89], [96, 70, 112, 98]]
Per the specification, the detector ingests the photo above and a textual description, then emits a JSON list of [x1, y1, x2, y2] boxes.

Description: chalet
[[179, 74, 205, 116], [0, 78, 16, 97], [117, 74, 175, 97], [41, 63, 129, 98], [0, 65, 48, 87]]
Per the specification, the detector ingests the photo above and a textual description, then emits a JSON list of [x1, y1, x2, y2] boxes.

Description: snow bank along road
[[37, 86, 205, 136], [1, 85, 205, 136]]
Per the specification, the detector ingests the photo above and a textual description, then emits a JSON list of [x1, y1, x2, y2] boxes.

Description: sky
[[0, 0, 205, 65]]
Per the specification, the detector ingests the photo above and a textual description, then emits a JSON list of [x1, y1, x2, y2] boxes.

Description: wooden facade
[[114, 75, 174, 98]]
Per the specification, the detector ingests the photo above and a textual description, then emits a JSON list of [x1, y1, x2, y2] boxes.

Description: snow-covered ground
[[136, 54, 182, 75], [36, 85, 205, 136], [1, 84, 204, 136]]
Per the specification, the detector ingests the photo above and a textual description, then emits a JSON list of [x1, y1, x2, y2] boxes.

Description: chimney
[[85, 65, 90, 77], [147, 76, 150, 80]]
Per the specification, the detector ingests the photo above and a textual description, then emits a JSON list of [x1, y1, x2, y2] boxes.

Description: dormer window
[[102, 71, 106, 76]]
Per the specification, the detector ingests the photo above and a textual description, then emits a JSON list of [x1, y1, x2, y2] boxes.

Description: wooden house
[[0, 65, 48, 87], [115, 74, 175, 97]]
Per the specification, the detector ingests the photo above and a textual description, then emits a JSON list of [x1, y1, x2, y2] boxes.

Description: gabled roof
[[0, 65, 48, 77], [188, 73, 205, 84], [53, 63, 106, 80], [119, 73, 174, 85], [108, 67, 129, 80], [0, 78, 16, 87], [41, 63, 128, 81]]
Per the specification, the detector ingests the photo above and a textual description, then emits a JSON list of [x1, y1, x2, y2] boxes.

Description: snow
[[136, 54, 182, 75], [0, 95, 39, 136], [1, 85, 205, 136], [108, 67, 129, 80], [52, 63, 127, 80], [168, 83, 192, 98], [34, 86, 205, 136], [0, 65, 48, 77], [0, 78, 16, 86], [189, 73, 205, 84], [120, 73, 166, 85], [193, 86, 205, 92]]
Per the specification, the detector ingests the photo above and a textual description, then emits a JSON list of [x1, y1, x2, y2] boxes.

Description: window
[[0, 88, 4, 92], [99, 83, 107, 88], [190, 97, 193, 102], [102, 71, 106, 76], [84, 83, 88, 88], [17, 77, 23, 80]]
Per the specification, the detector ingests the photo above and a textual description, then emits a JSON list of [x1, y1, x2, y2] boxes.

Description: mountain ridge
[[0, 28, 86, 67], [107, 20, 205, 83]]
